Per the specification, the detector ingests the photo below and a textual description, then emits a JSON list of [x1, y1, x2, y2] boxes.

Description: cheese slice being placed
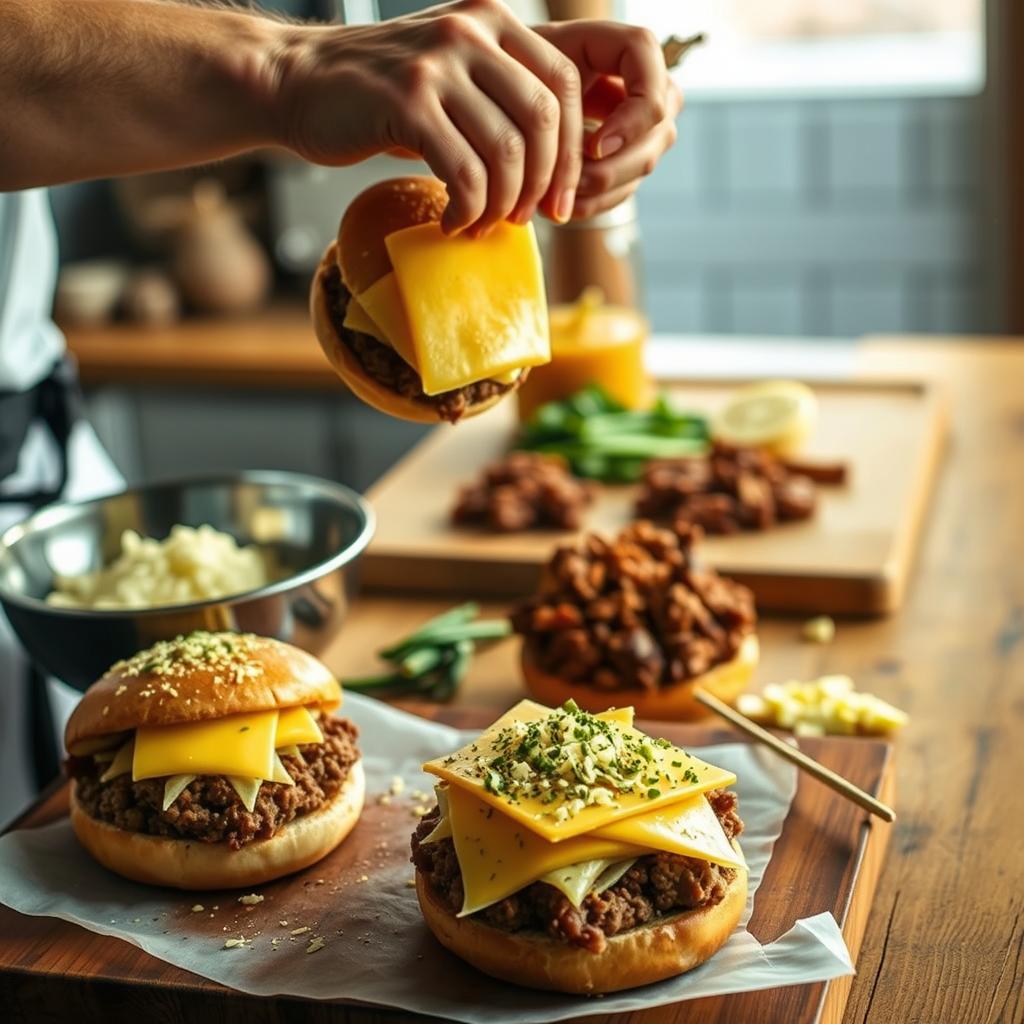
[[355, 272, 420, 370], [275, 706, 323, 749], [385, 221, 550, 395], [343, 295, 385, 342], [423, 700, 735, 842], [133, 709, 279, 782]]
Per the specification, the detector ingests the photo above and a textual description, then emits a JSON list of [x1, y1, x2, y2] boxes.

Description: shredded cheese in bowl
[[46, 524, 272, 609]]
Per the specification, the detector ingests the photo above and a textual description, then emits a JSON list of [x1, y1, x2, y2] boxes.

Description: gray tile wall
[[638, 95, 988, 336]]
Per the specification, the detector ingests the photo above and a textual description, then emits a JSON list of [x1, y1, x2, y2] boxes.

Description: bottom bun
[[70, 760, 365, 890], [522, 633, 760, 721], [416, 851, 747, 994], [310, 244, 511, 424]]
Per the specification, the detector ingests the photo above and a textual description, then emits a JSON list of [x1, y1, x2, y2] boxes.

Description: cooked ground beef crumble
[[411, 787, 743, 954], [68, 716, 359, 851]]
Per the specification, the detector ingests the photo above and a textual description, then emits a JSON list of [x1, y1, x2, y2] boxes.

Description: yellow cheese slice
[[162, 773, 196, 811], [446, 781, 645, 916], [342, 295, 385, 342], [445, 784, 742, 915], [275, 706, 323, 748], [593, 794, 745, 870], [423, 700, 734, 842], [539, 856, 630, 908], [355, 272, 420, 370], [99, 739, 134, 783], [385, 221, 550, 395], [228, 775, 263, 813], [132, 709, 279, 782]]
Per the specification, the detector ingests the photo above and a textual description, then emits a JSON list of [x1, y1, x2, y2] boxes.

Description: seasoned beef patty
[[411, 787, 744, 954], [68, 716, 359, 851], [323, 262, 515, 423]]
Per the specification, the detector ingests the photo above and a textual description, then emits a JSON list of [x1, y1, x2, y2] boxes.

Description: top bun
[[66, 632, 341, 754], [337, 175, 448, 294]]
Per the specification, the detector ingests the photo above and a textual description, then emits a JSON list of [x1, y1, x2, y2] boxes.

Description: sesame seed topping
[[111, 631, 272, 685]]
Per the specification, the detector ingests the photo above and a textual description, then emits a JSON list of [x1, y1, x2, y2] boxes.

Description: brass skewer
[[693, 687, 897, 823]]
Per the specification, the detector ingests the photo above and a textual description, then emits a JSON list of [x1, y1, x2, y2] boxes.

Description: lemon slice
[[712, 380, 818, 455]]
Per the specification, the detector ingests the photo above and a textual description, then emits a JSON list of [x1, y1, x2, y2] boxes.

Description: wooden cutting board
[[362, 378, 947, 614], [0, 709, 893, 1024]]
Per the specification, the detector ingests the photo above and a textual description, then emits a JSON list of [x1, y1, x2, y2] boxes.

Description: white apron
[[0, 189, 124, 826]]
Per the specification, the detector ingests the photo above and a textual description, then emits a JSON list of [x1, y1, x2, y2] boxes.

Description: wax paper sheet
[[0, 693, 852, 1020]]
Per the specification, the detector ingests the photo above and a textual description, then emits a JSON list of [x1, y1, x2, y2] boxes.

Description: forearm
[[0, 0, 285, 190]]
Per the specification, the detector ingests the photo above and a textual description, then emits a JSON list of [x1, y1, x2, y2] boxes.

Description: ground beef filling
[[68, 717, 359, 851], [411, 787, 744, 954], [323, 263, 515, 423]]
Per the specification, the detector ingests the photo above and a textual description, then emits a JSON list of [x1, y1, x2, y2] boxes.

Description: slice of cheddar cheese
[[446, 781, 645, 915], [385, 221, 550, 395], [354, 272, 420, 370], [445, 783, 743, 916], [133, 710, 279, 782], [423, 699, 735, 842], [276, 706, 323, 748], [342, 295, 385, 342]]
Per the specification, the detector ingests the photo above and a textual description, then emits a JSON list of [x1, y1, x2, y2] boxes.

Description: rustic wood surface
[[360, 378, 947, 614], [5, 335, 1022, 1023], [0, 711, 892, 1024], [333, 337, 1024, 1023]]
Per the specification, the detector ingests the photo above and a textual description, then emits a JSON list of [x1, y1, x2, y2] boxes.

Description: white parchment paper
[[0, 693, 852, 1020]]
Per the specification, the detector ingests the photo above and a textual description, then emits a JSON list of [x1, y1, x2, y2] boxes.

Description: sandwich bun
[[337, 176, 448, 295], [310, 175, 527, 423], [521, 633, 760, 722], [415, 844, 747, 994], [70, 761, 365, 890], [66, 631, 342, 755]]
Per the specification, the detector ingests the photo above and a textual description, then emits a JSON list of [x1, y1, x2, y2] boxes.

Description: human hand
[[534, 19, 682, 220], [273, 0, 679, 234], [275, 0, 584, 235]]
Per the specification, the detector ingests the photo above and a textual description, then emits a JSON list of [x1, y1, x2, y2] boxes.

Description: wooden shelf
[[64, 303, 343, 391]]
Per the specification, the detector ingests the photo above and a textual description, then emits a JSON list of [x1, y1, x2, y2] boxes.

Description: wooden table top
[[317, 335, 1024, 1023], [18, 332, 1024, 1021]]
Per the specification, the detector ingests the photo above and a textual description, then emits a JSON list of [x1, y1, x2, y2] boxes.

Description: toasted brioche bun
[[311, 244, 510, 425], [416, 844, 747, 994], [521, 633, 760, 722], [70, 761, 364, 890], [311, 175, 527, 423], [337, 175, 448, 294], [66, 632, 341, 755]]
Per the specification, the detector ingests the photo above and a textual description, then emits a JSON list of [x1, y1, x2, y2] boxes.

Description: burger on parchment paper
[[65, 631, 363, 890], [411, 699, 747, 994]]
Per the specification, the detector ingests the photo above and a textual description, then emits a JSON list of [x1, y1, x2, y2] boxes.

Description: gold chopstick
[[693, 687, 897, 823]]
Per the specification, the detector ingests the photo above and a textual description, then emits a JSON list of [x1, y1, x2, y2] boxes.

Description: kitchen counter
[[9, 332, 1024, 1022]]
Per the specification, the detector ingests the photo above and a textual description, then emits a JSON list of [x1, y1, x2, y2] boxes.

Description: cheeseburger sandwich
[[311, 175, 551, 423], [411, 699, 746, 994], [65, 631, 363, 890]]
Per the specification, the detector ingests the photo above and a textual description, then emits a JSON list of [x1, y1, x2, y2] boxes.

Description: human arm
[[0, 0, 678, 233]]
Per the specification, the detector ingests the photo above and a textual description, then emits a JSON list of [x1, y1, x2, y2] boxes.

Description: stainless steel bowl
[[0, 471, 375, 691]]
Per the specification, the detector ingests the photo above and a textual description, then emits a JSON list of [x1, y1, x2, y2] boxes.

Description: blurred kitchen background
[[52, 0, 1019, 491]]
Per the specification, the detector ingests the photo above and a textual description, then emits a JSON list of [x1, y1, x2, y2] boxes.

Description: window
[[620, 0, 985, 99]]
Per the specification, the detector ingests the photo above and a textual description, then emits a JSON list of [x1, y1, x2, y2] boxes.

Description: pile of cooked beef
[[411, 787, 743, 954], [68, 717, 359, 851], [511, 520, 756, 692]]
